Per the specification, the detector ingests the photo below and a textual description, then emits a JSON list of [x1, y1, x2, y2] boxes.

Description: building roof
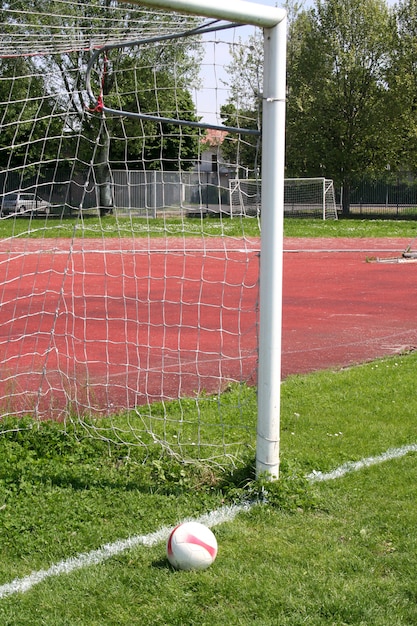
[[201, 128, 228, 147]]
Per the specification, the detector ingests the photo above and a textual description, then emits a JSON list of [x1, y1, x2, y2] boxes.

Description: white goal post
[[0, 0, 287, 480], [229, 177, 338, 220]]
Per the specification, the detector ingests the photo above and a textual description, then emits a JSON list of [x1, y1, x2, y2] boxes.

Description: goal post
[[0, 0, 287, 480], [230, 177, 338, 220], [257, 17, 287, 479]]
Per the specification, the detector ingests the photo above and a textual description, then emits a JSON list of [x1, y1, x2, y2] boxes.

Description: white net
[[0, 0, 269, 467], [230, 177, 338, 219]]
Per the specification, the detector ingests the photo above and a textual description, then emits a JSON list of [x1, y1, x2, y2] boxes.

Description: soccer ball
[[166, 521, 218, 571]]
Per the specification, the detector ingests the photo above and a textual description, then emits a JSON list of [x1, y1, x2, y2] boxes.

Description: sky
[[195, 0, 284, 125]]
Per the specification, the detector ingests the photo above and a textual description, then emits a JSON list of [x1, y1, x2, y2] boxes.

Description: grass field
[[1, 213, 417, 239], [1, 217, 417, 624]]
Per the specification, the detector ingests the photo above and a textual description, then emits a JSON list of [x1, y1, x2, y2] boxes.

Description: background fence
[[342, 177, 417, 218], [0, 169, 231, 216], [3, 169, 417, 218]]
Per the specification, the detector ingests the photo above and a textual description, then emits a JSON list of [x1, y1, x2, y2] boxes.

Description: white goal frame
[[131, 0, 287, 479], [229, 177, 338, 220], [1, 0, 287, 481]]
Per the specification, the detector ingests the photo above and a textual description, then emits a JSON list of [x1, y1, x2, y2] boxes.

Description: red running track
[[0, 237, 416, 417], [282, 238, 417, 377]]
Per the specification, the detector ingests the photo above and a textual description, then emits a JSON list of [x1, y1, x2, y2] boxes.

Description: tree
[[220, 103, 261, 175], [101, 56, 201, 171], [219, 30, 263, 175], [219, 1, 303, 175], [221, 0, 400, 215], [389, 0, 417, 173], [286, 0, 395, 214], [0, 57, 63, 172], [0, 0, 202, 214]]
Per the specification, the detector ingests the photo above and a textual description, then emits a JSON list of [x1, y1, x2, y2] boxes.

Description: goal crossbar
[[120, 0, 286, 28]]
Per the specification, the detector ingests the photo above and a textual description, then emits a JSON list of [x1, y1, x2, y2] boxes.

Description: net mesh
[[0, 0, 264, 466]]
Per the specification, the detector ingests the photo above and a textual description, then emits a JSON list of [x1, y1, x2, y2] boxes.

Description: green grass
[[2, 213, 417, 239], [1, 351, 417, 624]]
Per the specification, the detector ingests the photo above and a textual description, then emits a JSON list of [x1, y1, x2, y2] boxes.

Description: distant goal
[[230, 177, 338, 219]]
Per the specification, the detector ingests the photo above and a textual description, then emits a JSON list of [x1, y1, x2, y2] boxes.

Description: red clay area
[[0, 237, 416, 417]]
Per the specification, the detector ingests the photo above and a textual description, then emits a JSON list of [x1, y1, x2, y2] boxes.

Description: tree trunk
[[342, 180, 351, 217]]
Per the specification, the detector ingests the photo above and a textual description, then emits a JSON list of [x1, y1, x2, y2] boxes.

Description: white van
[[1, 193, 51, 216]]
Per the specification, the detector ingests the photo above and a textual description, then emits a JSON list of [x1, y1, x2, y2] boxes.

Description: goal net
[[0, 0, 286, 475], [230, 177, 338, 219]]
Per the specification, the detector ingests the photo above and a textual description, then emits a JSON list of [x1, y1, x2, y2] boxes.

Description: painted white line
[[0, 503, 251, 599], [0, 248, 260, 260], [307, 443, 417, 483], [2, 443, 417, 599]]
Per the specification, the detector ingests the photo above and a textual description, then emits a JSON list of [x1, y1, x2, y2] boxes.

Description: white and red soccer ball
[[166, 521, 218, 571]]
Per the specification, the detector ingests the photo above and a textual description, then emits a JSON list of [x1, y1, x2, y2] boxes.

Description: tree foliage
[[0, 58, 61, 171], [389, 0, 417, 173], [0, 0, 202, 212], [220, 31, 263, 175], [99, 52, 200, 171], [220, 103, 261, 175], [286, 0, 395, 214], [222, 0, 417, 214]]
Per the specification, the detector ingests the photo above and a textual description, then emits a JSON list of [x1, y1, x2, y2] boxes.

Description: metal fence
[[345, 178, 417, 218], [3, 168, 417, 218], [112, 170, 231, 216], [0, 169, 232, 216]]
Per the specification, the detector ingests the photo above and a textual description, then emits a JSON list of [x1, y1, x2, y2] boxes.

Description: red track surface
[[0, 237, 416, 417], [282, 238, 417, 377]]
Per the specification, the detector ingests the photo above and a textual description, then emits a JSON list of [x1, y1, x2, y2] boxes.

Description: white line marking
[[307, 443, 417, 483], [2, 443, 417, 599], [0, 503, 251, 599]]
